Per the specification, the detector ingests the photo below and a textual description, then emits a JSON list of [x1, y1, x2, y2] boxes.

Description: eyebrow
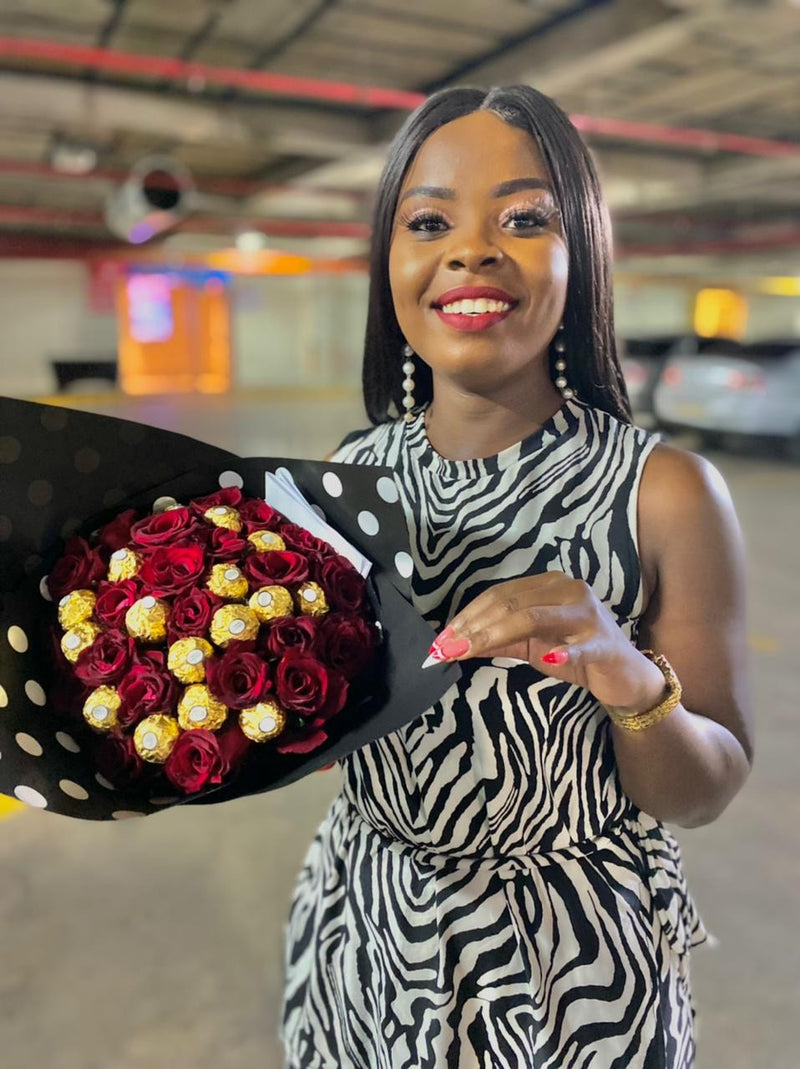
[[399, 177, 554, 203]]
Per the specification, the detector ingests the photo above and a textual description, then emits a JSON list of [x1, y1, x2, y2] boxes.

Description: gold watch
[[602, 649, 682, 732]]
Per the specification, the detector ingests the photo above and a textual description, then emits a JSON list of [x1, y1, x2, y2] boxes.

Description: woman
[[281, 85, 753, 1068]]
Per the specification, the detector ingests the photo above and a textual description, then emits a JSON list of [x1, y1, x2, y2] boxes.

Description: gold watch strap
[[602, 649, 682, 731]]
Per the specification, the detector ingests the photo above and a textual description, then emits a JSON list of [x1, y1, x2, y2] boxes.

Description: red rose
[[163, 730, 228, 794], [318, 557, 367, 613], [261, 616, 318, 659], [275, 650, 348, 721], [129, 507, 199, 548], [92, 733, 146, 788], [243, 550, 309, 588], [239, 498, 280, 529], [202, 525, 249, 561], [275, 716, 329, 755], [167, 588, 219, 644], [94, 578, 142, 629], [190, 487, 243, 515], [96, 509, 138, 552], [315, 613, 377, 680], [206, 649, 272, 709], [118, 659, 179, 727], [48, 536, 106, 601], [74, 629, 134, 687], [279, 522, 328, 555], [139, 545, 206, 597]]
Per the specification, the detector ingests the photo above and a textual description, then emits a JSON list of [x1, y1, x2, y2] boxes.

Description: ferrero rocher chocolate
[[125, 595, 169, 642], [247, 530, 286, 553], [295, 581, 329, 617], [239, 700, 286, 742], [133, 714, 180, 763], [209, 604, 260, 647], [248, 585, 294, 622], [207, 563, 249, 600], [167, 637, 214, 683], [58, 589, 96, 629], [107, 547, 142, 581], [82, 685, 121, 733], [203, 505, 242, 532], [177, 684, 228, 731], [61, 620, 102, 663]]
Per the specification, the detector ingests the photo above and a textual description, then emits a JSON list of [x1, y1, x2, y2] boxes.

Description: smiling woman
[[281, 85, 752, 1069]]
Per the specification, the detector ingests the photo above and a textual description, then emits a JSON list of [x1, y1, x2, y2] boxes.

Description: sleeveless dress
[[280, 396, 708, 1068]]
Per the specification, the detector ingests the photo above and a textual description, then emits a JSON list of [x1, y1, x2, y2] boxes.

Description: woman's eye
[[405, 212, 448, 234], [503, 209, 553, 230]]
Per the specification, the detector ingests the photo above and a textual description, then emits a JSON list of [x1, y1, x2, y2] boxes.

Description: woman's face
[[388, 110, 569, 393]]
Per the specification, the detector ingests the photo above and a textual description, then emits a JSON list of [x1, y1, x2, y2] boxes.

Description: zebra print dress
[[280, 396, 708, 1068]]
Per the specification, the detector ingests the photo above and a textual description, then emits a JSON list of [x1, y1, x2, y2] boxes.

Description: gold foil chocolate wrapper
[[58, 589, 96, 629], [61, 620, 102, 663], [295, 581, 329, 617], [247, 530, 286, 552], [207, 563, 249, 600], [108, 547, 142, 581], [125, 595, 169, 641], [248, 585, 294, 622], [177, 684, 228, 731], [168, 637, 214, 683], [82, 685, 121, 733], [239, 700, 286, 742], [203, 505, 242, 532], [134, 714, 180, 763], [209, 604, 260, 647]]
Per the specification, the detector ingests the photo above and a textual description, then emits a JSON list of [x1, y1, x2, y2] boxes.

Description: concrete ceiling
[[0, 0, 798, 274]]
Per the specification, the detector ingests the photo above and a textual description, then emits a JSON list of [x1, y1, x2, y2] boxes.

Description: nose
[[444, 224, 504, 272]]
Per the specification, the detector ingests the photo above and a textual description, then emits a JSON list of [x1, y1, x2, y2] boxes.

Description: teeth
[[440, 298, 512, 315]]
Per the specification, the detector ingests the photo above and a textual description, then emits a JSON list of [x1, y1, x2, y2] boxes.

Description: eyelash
[[400, 205, 557, 235]]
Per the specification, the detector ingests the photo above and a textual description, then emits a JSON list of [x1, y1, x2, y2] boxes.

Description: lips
[[432, 286, 517, 308], [431, 285, 519, 334]]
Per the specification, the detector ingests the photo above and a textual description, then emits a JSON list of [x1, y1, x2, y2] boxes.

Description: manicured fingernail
[[439, 636, 471, 659], [437, 625, 455, 644], [541, 649, 569, 665]]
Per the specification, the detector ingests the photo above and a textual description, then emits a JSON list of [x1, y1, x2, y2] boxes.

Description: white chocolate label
[[303, 589, 317, 602], [93, 706, 108, 720], [189, 707, 207, 722], [257, 592, 273, 606], [214, 507, 227, 515], [142, 596, 156, 609], [142, 731, 157, 749], [259, 716, 277, 733], [65, 634, 80, 649], [229, 618, 246, 634], [224, 568, 240, 580], [187, 649, 204, 665], [111, 549, 127, 560]]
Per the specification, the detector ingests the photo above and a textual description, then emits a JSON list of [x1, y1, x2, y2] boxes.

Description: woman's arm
[[609, 443, 754, 828]]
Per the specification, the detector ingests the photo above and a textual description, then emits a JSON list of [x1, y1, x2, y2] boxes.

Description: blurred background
[[0, 0, 797, 1066]]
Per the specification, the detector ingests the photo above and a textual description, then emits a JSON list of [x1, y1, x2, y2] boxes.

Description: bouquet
[[0, 395, 461, 820], [48, 483, 381, 798]]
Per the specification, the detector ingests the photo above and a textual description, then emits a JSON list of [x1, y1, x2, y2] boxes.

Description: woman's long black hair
[[362, 84, 632, 426]]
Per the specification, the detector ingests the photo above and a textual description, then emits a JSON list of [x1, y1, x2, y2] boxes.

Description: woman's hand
[[424, 571, 666, 712]]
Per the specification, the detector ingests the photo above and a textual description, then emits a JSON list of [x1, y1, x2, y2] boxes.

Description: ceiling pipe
[[1, 35, 799, 159]]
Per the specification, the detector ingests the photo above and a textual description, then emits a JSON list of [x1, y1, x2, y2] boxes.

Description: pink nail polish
[[541, 649, 569, 665], [439, 636, 471, 659], [436, 625, 455, 644]]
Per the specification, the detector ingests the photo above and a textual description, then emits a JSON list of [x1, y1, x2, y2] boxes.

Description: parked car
[[621, 334, 742, 424], [653, 337, 800, 457]]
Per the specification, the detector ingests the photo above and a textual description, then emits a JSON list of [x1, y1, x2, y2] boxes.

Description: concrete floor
[[1, 393, 797, 1068]]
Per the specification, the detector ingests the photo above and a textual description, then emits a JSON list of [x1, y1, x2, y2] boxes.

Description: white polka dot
[[16, 732, 42, 756], [189, 706, 207, 723], [376, 476, 399, 504], [40, 576, 52, 601], [141, 596, 156, 609], [218, 470, 244, 489], [142, 731, 158, 749], [56, 732, 81, 753], [394, 551, 414, 579], [14, 785, 47, 808], [0, 684, 7, 707], [321, 471, 343, 498], [95, 773, 115, 790], [59, 780, 89, 801], [153, 496, 178, 512], [187, 649, 204, 665], [311, 504, 326, 522], [7, 626, 28, 653], [357, 510, 380, 537], [275, 466, 294, 484], [229, 618, 245, 635], [112, 810, 145, 820], [24, 680, 46, 706]]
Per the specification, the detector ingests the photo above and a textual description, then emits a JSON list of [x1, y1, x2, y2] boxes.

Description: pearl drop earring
[[553, 323, 575, 400], [402, 342, 416, 423]]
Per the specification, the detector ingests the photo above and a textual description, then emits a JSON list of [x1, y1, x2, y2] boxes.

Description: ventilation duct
[[105, 157, 194, 244]]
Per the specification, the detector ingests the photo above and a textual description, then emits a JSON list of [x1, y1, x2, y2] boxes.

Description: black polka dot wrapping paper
[[0, 395, 461, 821]]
